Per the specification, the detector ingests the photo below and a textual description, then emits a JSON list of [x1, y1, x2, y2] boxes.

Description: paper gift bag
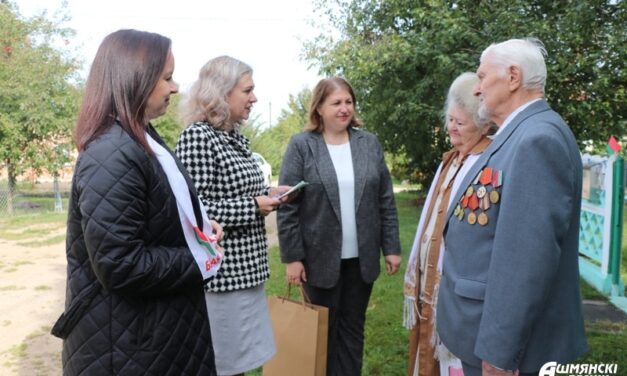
[[263, 287, 328, 376]]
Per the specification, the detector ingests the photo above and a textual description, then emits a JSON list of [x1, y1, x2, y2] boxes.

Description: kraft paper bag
[[263, 287, 328, 376]]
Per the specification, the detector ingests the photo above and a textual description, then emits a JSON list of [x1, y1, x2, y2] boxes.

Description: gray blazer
[[277, 128, 401, 288], [437, 100, 588, 372]]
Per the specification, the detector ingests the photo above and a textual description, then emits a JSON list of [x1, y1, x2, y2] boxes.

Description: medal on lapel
[[476, 185, 487, 199], [489, 190, 500, 204], [467, 192, 479, 225], [457, 166, 503, 225]]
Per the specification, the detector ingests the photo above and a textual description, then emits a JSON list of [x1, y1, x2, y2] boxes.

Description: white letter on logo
[[539, 362, 557, 376]]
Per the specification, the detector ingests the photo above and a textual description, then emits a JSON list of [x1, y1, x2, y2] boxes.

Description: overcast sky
[[15, 0, 326, 127]]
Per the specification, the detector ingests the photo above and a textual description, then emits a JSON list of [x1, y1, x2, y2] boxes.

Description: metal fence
[[0, 179, 10, 216], [0, 166, 71, 217]]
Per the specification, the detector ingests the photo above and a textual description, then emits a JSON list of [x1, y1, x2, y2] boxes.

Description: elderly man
[[437, 38, 588, 376]]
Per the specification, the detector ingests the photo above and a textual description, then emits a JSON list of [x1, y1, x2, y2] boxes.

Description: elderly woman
[[175, 56, 289, 376], [278, 77, 401, 376], [404, 72, 496, 376]]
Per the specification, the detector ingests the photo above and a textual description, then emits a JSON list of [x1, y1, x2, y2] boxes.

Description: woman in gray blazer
[[277, 77, 401, 376]]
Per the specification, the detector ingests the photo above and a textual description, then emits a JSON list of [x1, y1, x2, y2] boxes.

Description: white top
[[327, 142, 359, 259]]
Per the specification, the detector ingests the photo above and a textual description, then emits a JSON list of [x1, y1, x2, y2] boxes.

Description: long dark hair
[[74, 29, 171, 153]]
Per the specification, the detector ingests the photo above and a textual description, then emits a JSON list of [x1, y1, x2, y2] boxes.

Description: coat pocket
[[50, 283, 101, 339], [453, 278, 486, 301]]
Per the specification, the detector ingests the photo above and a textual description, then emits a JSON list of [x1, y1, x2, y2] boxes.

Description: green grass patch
[[0, 285, 25, 291], [0, 227, 57, 241], [580, 280, 607, 300], [7, 343, 27, 358], [0, 211, 67, 242], [34, 285, 52, 291], [2, 320, 11, 326], [577, 320, 627, 370], [17, 234, 66, 247], [14, 260, 34, 266]]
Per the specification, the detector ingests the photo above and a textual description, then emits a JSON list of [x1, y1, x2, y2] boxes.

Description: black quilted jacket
[[58, 124, 216, 375]]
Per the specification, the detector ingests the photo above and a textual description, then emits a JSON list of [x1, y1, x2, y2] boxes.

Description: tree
[[248, 88, 311, 172], [306, 0, 626, 186], [0, 1, 80, 211], [153, 95, 184, 149]]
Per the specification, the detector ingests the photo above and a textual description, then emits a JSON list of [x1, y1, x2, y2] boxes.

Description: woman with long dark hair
[[53, 29, 222, 375]]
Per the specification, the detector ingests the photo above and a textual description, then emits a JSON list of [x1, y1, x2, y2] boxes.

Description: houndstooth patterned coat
[[175, 121, 270, 292]]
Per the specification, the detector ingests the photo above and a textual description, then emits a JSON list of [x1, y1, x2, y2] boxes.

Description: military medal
[[478, 192, 490, 226], [457, 208, 464, 221], [454, 204, 461, 216], [466, 186, 474, 197], [479, 167, 493, 186], [476, 186, 487, 199], [481, 194, 491, 210], [462, 194, 469, 208], [489, 189, 500, 204], [478, 212, 488, 226], [467, 211, 477, 225], [468, 193, 479, 211]]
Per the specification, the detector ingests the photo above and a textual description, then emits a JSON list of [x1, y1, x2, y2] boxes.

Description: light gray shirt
[[327, 142, 359, 259]]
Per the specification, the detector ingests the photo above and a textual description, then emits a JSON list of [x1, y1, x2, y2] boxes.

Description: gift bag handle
[[285, 283, 312, 307]]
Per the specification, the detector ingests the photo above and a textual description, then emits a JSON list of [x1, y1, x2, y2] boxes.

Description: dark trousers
[[304, 258, 374, 376]]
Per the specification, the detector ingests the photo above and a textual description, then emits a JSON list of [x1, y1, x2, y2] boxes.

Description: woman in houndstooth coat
[[175, 56, 290, 376]]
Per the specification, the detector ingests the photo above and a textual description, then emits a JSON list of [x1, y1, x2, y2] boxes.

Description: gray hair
[[481, 38, 547, 93], [179, 55, 253, 129], [444, 72, 492, 130]]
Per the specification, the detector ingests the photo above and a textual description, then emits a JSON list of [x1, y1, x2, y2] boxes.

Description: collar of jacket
[[305, 126, 369, 220]]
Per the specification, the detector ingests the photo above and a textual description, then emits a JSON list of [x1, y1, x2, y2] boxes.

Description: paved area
[[582, 299, 627, 323]]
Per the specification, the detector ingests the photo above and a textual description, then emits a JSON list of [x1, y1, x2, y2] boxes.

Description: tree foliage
[[246, 88, 312, 172], [0, 1, 80, 193], [306, 0, 626, 185], [153, 94, 184, 149]]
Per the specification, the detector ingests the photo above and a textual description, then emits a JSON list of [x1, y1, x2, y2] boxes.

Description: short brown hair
[[306, 77, 363, 133]]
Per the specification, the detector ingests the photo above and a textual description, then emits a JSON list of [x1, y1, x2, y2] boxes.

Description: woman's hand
[[384, 255, 401, 275], [286, 261, 307, 285], [255, 195, 281, 216], [269, 185, 294, 203], [209, 220, 224, 242]]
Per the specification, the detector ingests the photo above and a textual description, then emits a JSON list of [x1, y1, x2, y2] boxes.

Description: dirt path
[[0, 216, 279, 375], [0, 234, 65, 375]]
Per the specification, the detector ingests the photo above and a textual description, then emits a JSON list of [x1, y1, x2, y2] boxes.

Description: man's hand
[[482, 361, 519, 376], [384, 254, 401, 275]]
